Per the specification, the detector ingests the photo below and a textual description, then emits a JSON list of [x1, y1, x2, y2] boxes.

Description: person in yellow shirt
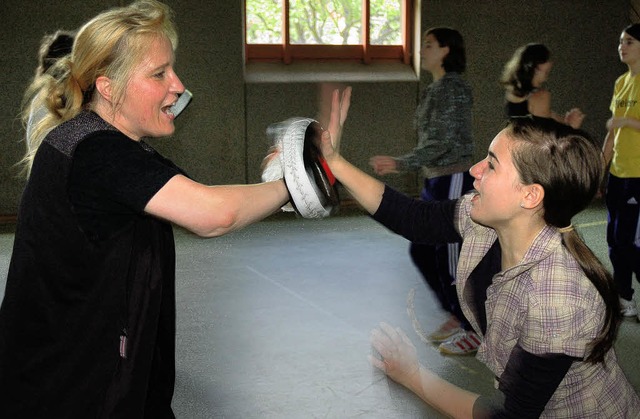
[[602, 23, 640, 321]]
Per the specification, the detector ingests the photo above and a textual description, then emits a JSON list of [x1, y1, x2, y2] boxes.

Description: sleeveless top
[[505, 99, 530, 117]]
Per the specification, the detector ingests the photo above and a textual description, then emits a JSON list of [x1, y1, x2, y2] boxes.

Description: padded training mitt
[[264, 117, 339, 218]]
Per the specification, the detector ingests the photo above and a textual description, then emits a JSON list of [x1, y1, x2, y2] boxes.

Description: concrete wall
[[0, 0, 629, 216]]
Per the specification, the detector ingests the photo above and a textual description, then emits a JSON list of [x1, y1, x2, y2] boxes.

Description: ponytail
[[560, 229, 620, 363], [19, 56, 85, 176], [508, 116, 620, 364]]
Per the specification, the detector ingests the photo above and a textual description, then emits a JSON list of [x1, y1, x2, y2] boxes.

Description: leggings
[[606, 173, 640, 300], [410, 171, 475, 329]]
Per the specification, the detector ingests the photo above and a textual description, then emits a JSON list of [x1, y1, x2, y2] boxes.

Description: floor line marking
[[245, 265, 356, 330]]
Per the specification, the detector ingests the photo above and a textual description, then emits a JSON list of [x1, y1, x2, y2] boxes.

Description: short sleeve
[[522, 299, 603, 358], [68, 132, 183, 239], [70, 132, 182, 213], [519, 256, 605, 358]]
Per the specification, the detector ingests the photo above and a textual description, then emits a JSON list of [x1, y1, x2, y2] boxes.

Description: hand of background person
[[564, 108, 585, 129], [369, 156, 399, 175], [607, 116, 626, 130], [369, 322, 422, 386]]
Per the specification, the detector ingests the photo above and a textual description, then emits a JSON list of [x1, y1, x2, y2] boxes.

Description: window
[[245, 0, 412, 64]]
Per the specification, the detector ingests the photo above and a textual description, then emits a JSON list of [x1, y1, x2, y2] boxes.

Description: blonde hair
[[20, 0, 177, 175]]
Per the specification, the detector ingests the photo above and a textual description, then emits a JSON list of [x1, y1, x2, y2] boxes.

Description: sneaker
[[620, 298, 639, 320], [428, 317, 463, 343], [438, 330, 482, 355]]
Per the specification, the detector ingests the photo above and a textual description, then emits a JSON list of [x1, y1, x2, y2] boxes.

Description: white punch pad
[[262, 117, 339, 218]]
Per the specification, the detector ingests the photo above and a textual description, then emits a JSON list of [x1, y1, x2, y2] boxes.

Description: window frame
[[245, 0, 413, 64]]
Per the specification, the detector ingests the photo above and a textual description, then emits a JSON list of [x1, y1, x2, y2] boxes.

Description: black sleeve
[[472, 344, 577, 419], [70, 133, 182, 213], [371, 184, 461, 244], [68, 133, 183, 239]]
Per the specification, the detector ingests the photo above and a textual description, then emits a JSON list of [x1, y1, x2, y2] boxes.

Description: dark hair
[[501, 43, 550, 97], [425, 27, 466, 73], [507, 116, 620, 363], [624, 23, 640, 41], [36, 30, 75, 76]]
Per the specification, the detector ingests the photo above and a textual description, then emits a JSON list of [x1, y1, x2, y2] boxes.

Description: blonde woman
[[0, 1, 347, 416]]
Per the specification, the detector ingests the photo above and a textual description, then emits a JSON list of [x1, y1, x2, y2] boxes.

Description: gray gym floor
[[0, 199, 638, 418]]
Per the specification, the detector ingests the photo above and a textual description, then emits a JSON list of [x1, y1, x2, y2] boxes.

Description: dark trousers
[[410, 171, 475, 330], [606, 173, 640, 300]]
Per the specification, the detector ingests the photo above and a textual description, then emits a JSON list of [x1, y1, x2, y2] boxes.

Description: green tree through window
[[245, 0, 409, 63]]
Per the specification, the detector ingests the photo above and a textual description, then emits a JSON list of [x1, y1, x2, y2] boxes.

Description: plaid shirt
[[454, 194, 640, 418]]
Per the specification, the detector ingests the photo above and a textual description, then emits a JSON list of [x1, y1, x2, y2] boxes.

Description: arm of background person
[[607, 115, 640, 131], [529, 89, 585, 128], [528, 89, 553, 119], [602, 128, 615, 168]]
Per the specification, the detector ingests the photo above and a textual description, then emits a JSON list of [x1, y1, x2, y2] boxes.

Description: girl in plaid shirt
[[320, 91, 640, 417]]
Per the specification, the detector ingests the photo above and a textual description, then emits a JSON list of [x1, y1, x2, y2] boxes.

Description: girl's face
[[109, 36, 184, 141], [532, 60, 552, 86], [468, 131, 527, 229], [619, 32, 640, 66], [420, 33, 449, 73]]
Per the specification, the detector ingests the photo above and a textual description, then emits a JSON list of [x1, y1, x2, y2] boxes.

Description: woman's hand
[[369, 323, 481, 417], [564, 108, 585, 129], [326, 87, 352, 154], [369, 322, 421, 386], [369, 156, 399, 175], [260, 145, 282, 182]]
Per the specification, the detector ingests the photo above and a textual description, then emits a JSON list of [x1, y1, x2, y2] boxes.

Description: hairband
[[557, 224, 574, 234]]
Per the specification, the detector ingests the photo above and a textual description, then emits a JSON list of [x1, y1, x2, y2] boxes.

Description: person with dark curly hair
[[501, 42, 585, 128]]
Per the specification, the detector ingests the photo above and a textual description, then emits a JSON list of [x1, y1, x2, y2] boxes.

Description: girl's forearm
[[407, 366, 480, 419]]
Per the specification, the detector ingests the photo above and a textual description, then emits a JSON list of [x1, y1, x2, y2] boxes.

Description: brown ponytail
[[509, 116, 620, 363]]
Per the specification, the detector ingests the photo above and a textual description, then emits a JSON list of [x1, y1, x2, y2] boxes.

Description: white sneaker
[[620, 298, 638, 319], [438, 330, 482, 355], [427, 317, 464, 343]]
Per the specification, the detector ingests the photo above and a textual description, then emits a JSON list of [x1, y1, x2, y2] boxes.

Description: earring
[[520, 203, 524, 208]]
